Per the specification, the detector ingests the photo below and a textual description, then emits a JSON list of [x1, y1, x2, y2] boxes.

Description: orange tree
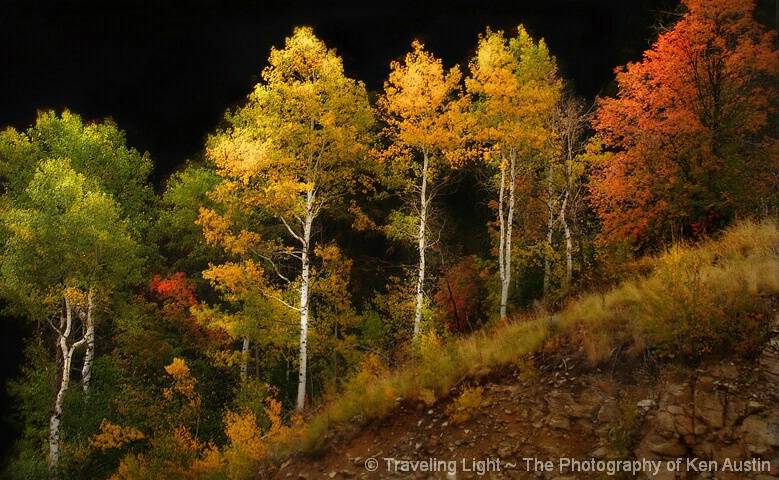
[[590, 0, 778, 248]]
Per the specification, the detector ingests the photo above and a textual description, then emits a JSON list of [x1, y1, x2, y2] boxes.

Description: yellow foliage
[[163, 358, 200, 410], [265, 396, 306, 447], [417, 388, 436, 407], [448, 385, 484, 425], [189, 445, 226, 477], [89, 419, 145, 452], [61, 286, 87, 304], [221, 394, 308, 477], [173, 426, 225, 478], [109, 426, 225, 479], [224, 409, 267, 462], [417, 328, 444, 361], [378, 39, 469, 186], [355, 353, 389, 385]]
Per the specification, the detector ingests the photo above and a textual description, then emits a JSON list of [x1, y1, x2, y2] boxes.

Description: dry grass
[[562, 218, 778, 363], [292, 218, 778, 454]]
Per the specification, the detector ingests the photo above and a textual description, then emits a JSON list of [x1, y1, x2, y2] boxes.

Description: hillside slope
[[273, 345, 778, 479], [270, 219, 779, 479]]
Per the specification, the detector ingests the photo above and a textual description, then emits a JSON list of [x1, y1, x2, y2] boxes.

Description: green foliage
[[609, 399, 642, 458], [0, 158, 143, 319], [155, 165, 223, 284], [4, 340, 53, 479], [368, 274, 417, 353], [0, 110, 155, 235]]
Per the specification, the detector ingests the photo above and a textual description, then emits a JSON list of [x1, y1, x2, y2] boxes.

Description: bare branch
[[279, 215, 305, 244]]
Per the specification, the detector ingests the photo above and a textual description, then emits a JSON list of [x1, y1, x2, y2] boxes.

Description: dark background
[[1, 0, 686, 181], [6, 0, 772, 466]]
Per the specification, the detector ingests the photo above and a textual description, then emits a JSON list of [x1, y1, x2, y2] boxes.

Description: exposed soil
[[268, 314, 779, 480], [270, 352, 659, 480]]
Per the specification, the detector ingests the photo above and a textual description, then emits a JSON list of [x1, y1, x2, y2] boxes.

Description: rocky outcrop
[[275, 327, 779, 480], [635, 362, 778, 479]]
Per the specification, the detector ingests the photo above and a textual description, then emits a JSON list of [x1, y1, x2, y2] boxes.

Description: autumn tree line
[[0, 0, 776, 477]]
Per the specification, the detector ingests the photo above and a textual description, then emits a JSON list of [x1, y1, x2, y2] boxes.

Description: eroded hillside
[[273, 326, 779, 480]]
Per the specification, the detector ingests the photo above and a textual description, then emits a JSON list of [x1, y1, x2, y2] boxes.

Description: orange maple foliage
[[149, 272, 198, 315], [591, 0, 778, 247]]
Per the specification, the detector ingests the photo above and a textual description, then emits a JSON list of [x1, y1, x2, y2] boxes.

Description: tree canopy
[[590, 0, 778, 247]]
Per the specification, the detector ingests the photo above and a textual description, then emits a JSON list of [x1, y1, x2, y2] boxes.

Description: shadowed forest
[[0, 0, 776, 478]]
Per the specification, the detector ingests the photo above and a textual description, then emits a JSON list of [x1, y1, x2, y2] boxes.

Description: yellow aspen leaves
[[88, 419, 145, 452]]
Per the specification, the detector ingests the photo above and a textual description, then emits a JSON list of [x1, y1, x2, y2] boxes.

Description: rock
[[747, 401, 765, 415], [637, 399, 656, 410], [497, 442, 513, 458], [671, 410, 693, 436], [649, 439, 687, 457], [667, 405, 684, 416], [717, 363, 740, 380], [712, 443, 745, 465], [669, 383, 693, 405], [693, 377, 725, 429], [717, 427, 736, 444], [742, 416, 779, 447], [747, 443, 771, 456], [654, 411, 676, 438], [691, 441, 713, 459], [725, 400, 746, 427], [548, 417, 570, 430], [591, 446, 609, 458], [759, 335, 779, 383]]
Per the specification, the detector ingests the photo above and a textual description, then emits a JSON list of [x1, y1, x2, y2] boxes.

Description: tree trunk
[[50, 297, 87, 479], [296, 190, 314, 412], [559, 191, 572, 287], [80, 290, 94, 392], [543, 162, 554, 296], [240, 336, 250, 383], [413, 149, 430, 340], [498, 149, 516, 321]]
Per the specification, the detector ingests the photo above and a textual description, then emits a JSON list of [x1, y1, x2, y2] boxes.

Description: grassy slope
[[294, 218, 778, 453]]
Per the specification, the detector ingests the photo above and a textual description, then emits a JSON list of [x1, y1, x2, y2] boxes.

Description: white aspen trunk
[[81, 290, 94, 392], [498, 149, 517, 321], [559, 191, 572, 287], [413, 148, 430, 340], [49, 297, 87, 479], [543, 161, 554, 296], [497, 159, 508, 321], [296, 190, 314, 412], [240, 336, 250, 383]]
